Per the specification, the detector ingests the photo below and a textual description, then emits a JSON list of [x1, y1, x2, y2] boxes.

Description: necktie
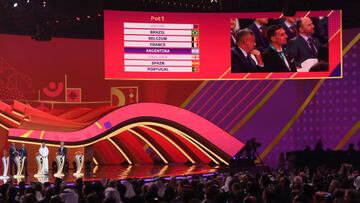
[[278, 51, 291, 71], [290, 25, 297, 35], [307, 38, 318, 54], [259, 27, 267, 39]]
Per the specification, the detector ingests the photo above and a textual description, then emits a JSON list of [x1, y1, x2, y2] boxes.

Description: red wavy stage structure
[[0, 101, 244, 167]]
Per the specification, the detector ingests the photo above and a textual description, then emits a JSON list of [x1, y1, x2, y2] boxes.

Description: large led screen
[[104, 10, 341, 80]]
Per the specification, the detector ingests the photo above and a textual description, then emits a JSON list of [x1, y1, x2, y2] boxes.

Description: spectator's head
[[86, 193, 101, 203], [83, 182, 94, 196], [267, 24, 288, 48], [44, 187, 55, 200], [297, 17, 315, 36], [19, 181, 26, 191], [313, 191, 331, 203], [279, 176, 290, 187], [259, 174, 271, 189], [93, 181, 104, 193], [255, 18, 269, 26], [23, 193, 36, 203], [107, 180, 116, 188], [43, 182, 51, 189], [231, 182, 241, 194], [230, 18, 239, 31], [235, 29, 256, 53], [293, 176, 303, 189], [313, 191, 328, 203], [104, 188, 120, 203]]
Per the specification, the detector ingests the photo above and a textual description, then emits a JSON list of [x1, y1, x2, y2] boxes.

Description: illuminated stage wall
[[0, 27, 359, 168]]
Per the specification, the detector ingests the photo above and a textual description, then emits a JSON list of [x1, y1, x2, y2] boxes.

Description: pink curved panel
[[136, 126, 189, 163], [9, 103, 244, 157], [113, 131, 153, 164]]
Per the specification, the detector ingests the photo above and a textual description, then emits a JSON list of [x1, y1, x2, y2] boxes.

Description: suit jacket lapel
[[299, 36, 317, 55], [270, 48, 289, 71]]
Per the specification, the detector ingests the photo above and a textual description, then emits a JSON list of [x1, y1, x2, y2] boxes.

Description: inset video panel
[[104, 10, 341, 80]]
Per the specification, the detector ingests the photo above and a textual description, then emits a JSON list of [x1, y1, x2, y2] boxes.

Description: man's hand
[[250, 49, 264, 66]]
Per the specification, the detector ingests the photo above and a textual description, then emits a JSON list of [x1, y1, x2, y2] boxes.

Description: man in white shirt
[[39, 142, 49, 174]]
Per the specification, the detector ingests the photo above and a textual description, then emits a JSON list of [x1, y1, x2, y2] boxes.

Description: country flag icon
[[191, 30, 199, 36], [192, 66, 199, 72], [192, 61, 200, 66], [191, 55, 199, 60], [191, 48, 199, 54]]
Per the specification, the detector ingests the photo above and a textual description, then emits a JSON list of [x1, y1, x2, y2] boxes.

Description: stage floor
[[3, 164, 221, 184]]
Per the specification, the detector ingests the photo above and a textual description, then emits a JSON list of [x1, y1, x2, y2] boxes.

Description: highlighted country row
[[125, 54, 199, 60], [124, 22, 197, 30], [124, 48, 199, 54]]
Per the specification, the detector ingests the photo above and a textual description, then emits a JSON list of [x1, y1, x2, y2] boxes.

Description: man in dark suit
[[286, 17, 321, 68], [279, 16, 297, 40], [231, 29, 264, 73], [262, 25, 297, 72], [58, 141, 67, 158], [9, 142, 17, 176], [247, 18, 269, 52], [18, 144, 28, 176], [58, 141, 67, 172]]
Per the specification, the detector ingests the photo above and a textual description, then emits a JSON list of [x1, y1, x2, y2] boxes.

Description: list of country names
[[123, 22, 200, 73]]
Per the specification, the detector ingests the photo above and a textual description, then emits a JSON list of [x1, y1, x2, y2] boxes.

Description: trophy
[[73, 152, 84, 178], [0, 154, 9, 179], [34, 153, 44, 177], [54, 154, 65, 178], [13, 155, 26, 179]]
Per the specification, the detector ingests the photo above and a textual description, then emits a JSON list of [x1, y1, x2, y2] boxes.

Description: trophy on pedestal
[[34, 153, 44, 178], [73, 152, 84, 178], [0, 151, 10, 179], [13, 155, 26, 179], [54, 155, 65, 178]]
